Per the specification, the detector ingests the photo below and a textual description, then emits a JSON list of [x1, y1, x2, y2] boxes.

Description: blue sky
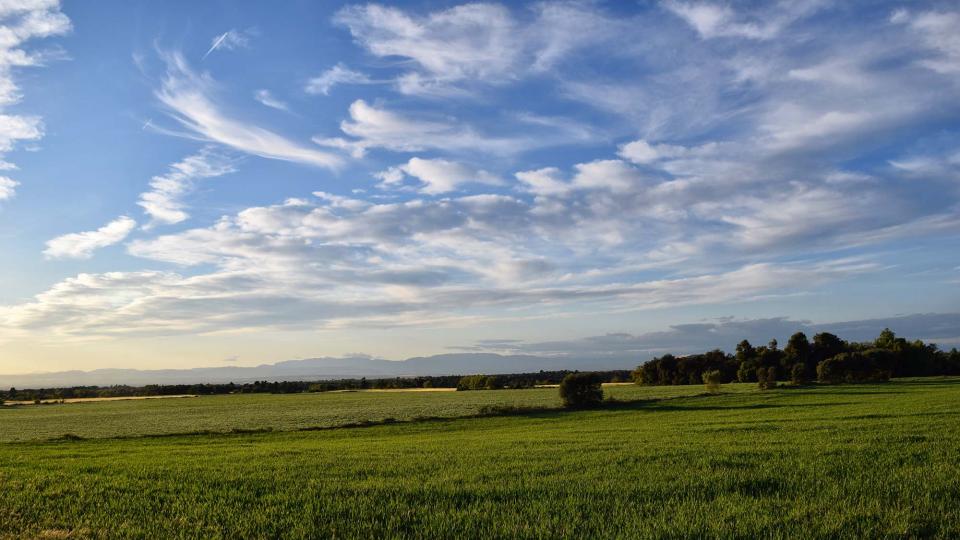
[[1, 0, 959, 374]]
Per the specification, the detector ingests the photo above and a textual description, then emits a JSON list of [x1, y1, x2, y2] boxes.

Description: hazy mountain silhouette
[[0, 353, 636, 389]]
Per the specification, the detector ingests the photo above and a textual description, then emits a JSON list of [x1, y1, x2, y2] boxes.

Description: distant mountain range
[[0, 353, 639, 389]]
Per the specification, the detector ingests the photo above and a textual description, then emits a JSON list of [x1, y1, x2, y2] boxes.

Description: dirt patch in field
[[2, 395, 198, 406]]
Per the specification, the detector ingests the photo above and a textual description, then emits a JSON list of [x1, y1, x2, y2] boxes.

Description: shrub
[[702, 370, 723, 393], [558, 373, 603, 408]]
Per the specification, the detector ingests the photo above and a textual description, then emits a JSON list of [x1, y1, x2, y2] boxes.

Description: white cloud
[[0, 0, 69, 205], [334, 3, 519, 94], [892, 10, 960, 74], [314, 99, 527, 158], [137, 148, 236, 227], [202, 29, 252, 60], [6, 184, 880, 338], [44, 216, 137, 260], [305, 63, 372, 95], [517, 160, 644, 195], [618, 140, 689, 164], [664, 1, 822, 40], [332, 2, 623, 95], [762, 107, 872, 151], [0, 175, 16, 200], [155, 52, 342, 169], [4, 129, 950, 340], [572, 160, 643, 192], [515, 167, 569, 196], [379, 157, 501, 194], [253, 89, 288, 111]]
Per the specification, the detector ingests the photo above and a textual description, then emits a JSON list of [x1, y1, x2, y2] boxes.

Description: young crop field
[[0, 383, 714, 443], [1, 379, 958, 538]]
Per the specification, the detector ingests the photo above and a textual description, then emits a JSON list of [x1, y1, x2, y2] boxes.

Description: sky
[[0, 0, 959, 375]]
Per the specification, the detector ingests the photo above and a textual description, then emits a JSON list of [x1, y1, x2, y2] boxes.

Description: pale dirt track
[[328, 387, 457, 393]]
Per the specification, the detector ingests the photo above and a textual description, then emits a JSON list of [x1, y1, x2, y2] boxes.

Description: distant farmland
[[1, 379, 959, 538]]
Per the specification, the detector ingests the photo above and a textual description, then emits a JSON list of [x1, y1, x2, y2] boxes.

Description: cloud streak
[[137, 148, 236, 227], [253, 89, 288, 111], [43, 216, 137, 260], [155, 52, 343, 169], [305, 64, 374, 95], [202, 29, 252, 60]]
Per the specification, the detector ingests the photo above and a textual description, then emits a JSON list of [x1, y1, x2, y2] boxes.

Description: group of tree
[[633, 328, 960, 387], [455, 370, 630, 391], [2, 370, 633, 403]]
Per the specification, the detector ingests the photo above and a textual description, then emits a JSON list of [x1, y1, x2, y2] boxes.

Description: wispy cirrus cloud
[[43, 216, 137, 260], [663, 0, 828, 41], [332, 2, 626, 96], [137, 148, 236, 227], [202, 28, 253, 60], [314, 99, 594, 158], [314, 99, 529, 158], [305, 63, 374, 96], [253, 89, 288, 111], [154, 52, 343, 169]]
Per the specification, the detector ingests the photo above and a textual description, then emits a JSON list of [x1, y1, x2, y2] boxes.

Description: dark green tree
[[784, 332, 811, 369], [559, 373, 603, 408]]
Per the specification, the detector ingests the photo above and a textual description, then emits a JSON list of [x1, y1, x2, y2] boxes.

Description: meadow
[[1, 379, 958, 538], [0, 383, 708, 443]]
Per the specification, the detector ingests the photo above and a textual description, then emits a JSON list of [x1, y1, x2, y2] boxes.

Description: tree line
[[632, 328, 960, 386], [1, 370, 632, 403], [455, 371, 630, 391]]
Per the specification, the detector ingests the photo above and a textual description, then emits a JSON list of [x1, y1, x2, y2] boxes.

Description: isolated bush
[[559, 373, 603, 408], [702, 370, 723, 393]]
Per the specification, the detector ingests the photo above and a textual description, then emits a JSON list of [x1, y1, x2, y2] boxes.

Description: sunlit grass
[[1, 378, 958, 538], [0, 383, 720, 442]]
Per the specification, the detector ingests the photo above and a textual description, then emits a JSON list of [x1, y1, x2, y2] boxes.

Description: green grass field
[[1, 379, 959, 538]]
